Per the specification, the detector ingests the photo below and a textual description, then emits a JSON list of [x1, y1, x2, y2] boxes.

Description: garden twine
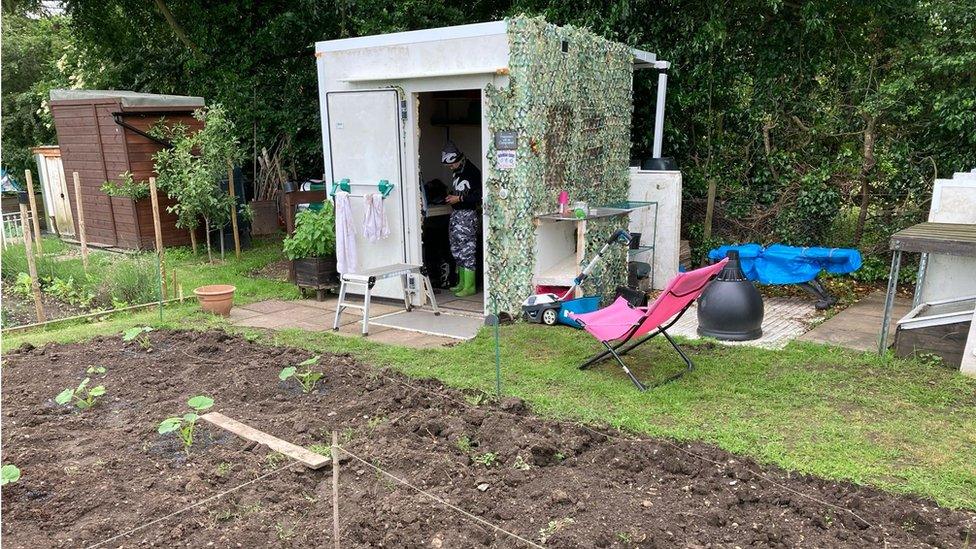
[[84, 462, 294, 549]]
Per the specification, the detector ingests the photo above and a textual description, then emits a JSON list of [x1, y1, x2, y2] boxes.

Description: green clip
[[377, 179, 394, 198], [330, 178, 351, 195]]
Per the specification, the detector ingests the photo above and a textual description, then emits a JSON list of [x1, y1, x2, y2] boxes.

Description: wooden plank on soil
[[201, 412, 331, 469]]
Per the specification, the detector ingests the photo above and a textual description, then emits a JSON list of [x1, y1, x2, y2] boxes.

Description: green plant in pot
[[283, 203, 338, 290]]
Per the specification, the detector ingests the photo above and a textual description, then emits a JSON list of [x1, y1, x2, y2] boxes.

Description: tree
[[152, 104, 242, 262]]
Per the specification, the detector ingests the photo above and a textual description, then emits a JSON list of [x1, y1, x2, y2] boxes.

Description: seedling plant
[[158, 395, 214, 454], [1, 464, 21, 486], [123, 326, 154, 350], [279, 356, 324, 393], [55, 378, 106, 409]]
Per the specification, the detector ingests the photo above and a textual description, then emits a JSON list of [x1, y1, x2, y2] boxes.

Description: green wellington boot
[[449, 270, 465, 293], [453, 267, 477, 297]]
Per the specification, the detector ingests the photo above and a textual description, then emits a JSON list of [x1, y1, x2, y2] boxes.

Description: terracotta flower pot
[[193, 284, 236, 316]]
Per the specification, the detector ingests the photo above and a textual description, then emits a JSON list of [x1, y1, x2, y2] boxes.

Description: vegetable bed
[[1, 330, 973, 547]]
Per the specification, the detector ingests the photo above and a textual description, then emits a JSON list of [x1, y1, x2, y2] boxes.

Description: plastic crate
[[558, 296, 600, 328]]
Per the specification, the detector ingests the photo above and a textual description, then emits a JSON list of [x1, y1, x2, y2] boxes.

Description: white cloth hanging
[[362, 192, 390, 242], [334, 191, 358, 274]]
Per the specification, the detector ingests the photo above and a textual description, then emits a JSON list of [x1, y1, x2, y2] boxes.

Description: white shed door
[[326, 89, 408, 300], [37, 154, 75, 237]]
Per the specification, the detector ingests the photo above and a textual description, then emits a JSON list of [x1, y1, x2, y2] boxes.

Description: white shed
[[315, 16, 674, 317]]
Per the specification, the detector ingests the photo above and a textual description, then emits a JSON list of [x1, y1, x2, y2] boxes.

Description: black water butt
[[697, 250, 764, 341]]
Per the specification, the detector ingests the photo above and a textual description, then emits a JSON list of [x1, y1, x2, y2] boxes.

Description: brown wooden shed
[[49, 90, 205, 249]]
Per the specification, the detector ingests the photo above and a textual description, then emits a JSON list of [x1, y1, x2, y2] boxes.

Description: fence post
[[149, 177, 167, 298], [24, 169, 43, 255], [227, 161, 241, 259], [72, 172, 89, 272], [18, 193, 45, 322], [332, 430, 340, 549]]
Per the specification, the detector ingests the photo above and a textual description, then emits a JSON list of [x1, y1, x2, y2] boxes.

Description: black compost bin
[[697, 250, 764, 341]]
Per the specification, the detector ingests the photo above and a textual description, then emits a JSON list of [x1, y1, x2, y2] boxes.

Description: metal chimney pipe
[[652, 68, 668, 158]]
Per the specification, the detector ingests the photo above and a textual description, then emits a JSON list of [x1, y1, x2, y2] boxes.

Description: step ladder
[[333, 263, 439, 336]]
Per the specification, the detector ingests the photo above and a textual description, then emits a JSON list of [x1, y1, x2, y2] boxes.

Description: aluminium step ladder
[[333, 263, 439, 336]]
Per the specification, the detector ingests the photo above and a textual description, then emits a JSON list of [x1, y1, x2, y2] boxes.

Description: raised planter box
[[294, 256, 339, 300]]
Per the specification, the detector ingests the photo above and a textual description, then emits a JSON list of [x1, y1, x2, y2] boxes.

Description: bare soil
[[1, 287, 86, 328], [1, 330, 973, 548]]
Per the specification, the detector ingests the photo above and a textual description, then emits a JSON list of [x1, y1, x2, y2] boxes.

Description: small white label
[[497, 150, 516, 170]]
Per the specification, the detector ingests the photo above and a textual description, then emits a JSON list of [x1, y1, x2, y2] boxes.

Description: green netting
[[485, 16, 634, 315]]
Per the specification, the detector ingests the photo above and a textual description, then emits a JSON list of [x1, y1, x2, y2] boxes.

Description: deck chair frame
[[574, 269, 721, 391]]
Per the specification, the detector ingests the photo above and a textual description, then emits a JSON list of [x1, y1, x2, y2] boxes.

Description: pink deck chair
[[568, 259, 729, 390]]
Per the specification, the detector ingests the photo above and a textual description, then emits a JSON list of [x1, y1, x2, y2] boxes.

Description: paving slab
[[229, 299, 453, 348], [241, 300, 298, 314], [799, 290, 911, 352], [228, 307, 262, 321], [670, 297, 821, 350]]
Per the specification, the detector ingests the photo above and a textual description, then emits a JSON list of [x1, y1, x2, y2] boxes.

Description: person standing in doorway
[[442, 143, 481, 297]]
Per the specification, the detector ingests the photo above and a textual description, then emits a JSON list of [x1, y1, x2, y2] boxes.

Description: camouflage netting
[[485, 16, 634, 315]]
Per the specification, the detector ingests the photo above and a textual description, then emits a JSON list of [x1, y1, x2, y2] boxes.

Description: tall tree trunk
[[152, 0, 202, 58], [853, 115, 878, 245], [204, 217, 213, 264]]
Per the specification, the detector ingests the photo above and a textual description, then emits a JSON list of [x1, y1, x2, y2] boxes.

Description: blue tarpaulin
[[708, 244, 862, 285]]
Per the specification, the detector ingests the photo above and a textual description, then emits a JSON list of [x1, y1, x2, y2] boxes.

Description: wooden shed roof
[[49, 89, 204, 109]]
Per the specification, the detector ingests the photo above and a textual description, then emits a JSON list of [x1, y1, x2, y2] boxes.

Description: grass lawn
[[4, 241, 975, 510]]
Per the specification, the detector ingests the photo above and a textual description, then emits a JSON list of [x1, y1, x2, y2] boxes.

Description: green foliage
[[473, 452, 498, 467], [1, 464, 21, 486], [151, 105, 240, 239], [55, 377, 106, 409], [122, 326, 154, 350], [100, 171, 149, 200], [12, 272, 33, 297], [97, 255, 160, 306], [86, 365, 106, 375], [454, 435, 473, 453], [281, 206, 336, 260], [43, 275, 96, 308], [122, 325, 153, 341], [0, 13, 73, 176], [279, 355, 324, 393], [158, 395, 214, 453]]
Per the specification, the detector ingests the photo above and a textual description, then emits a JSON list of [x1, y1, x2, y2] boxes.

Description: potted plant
[[283, 203, 338, 290]]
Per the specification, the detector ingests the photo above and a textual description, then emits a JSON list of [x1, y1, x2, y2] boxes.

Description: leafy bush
[[100, 171, 149, 200], [12, 272, 33, 297], [98, 255, 159, 306], [282, 206, 336, 260], [44, 276, 96, 308]]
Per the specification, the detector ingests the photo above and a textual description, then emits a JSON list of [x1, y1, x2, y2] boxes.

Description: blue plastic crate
[[558, 296, 601, 328]]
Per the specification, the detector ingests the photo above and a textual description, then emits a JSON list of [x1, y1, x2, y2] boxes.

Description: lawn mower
[[522, 229, 633, 326]]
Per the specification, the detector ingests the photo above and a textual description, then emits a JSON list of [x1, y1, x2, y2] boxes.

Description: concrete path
[[798, 291, 911, 352], [229, 297, 462, 349]]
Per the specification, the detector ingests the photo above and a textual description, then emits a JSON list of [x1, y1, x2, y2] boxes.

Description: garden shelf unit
[[49, 89, 205, 249], [533, 202, 657, 297], [315, 17, 673, 316]]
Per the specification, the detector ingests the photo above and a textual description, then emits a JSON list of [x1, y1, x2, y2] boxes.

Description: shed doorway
[[416, 90, 484, 316]]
